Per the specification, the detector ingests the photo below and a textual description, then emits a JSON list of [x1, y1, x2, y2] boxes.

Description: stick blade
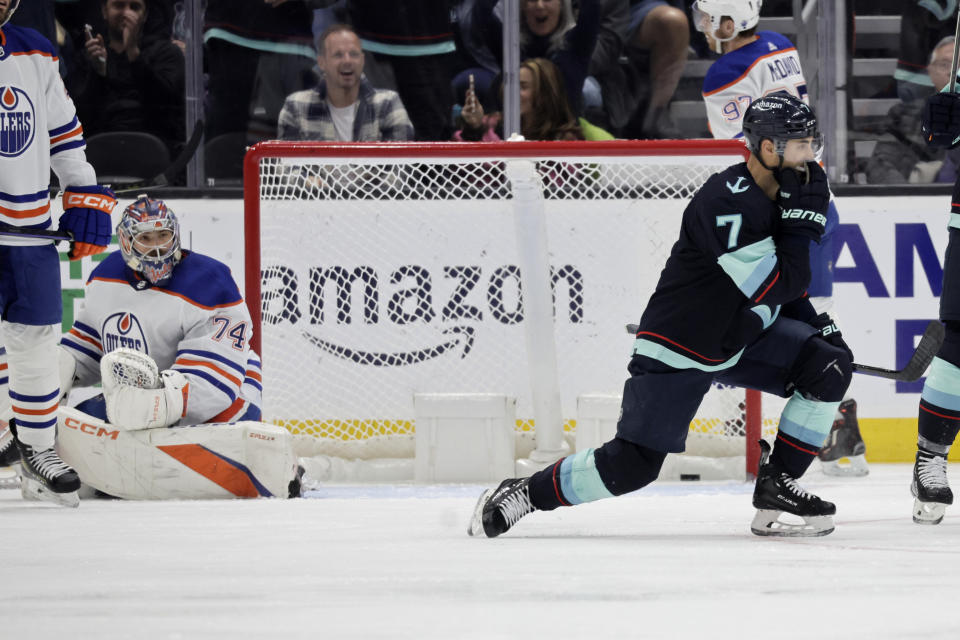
[[853, 320, 944, 382], [900, 320, 945, 381]]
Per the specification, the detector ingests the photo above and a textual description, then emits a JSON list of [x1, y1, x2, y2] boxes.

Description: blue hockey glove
[[59, 185, 117, 260], [774, 161, 829, 242], [810, 313, 854, 363], [921, 91, 960, 149]]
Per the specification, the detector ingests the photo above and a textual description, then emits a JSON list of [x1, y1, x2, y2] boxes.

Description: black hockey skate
[[911, 450, 952, 525], [818, 399, 868, 477], [751, 440, 835, 537], [288, 464, 305, 498], [10, 420, 80, 508], [468, 477, 537, 538]]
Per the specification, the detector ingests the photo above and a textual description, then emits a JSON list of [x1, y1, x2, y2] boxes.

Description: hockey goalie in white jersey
[[2, 196, 300, 499]]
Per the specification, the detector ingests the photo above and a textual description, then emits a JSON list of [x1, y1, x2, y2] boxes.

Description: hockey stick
[[950, 8, 960, 93], [624, 320, 945, 383], [851, 320, 944, 382], [0, 226, 71, 242], [0, 122, 206, 243], [106, 119, 205, 194]]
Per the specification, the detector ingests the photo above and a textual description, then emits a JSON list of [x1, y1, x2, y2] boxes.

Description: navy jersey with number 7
[[632, 162, 814, 372]]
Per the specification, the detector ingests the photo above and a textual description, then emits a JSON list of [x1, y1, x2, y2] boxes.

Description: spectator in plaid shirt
[[277, 24, 414, 141]]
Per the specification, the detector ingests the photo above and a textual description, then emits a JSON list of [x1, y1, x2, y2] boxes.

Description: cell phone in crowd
[[84, 24, 106, 64]]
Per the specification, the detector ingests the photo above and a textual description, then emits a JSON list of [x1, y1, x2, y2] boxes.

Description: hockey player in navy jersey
[[902, 88, 960, 524], [469, 95, 852, 538], [0, 0, 118, 506], [694, 0, 867, 477], [2, 196, 300, 499]]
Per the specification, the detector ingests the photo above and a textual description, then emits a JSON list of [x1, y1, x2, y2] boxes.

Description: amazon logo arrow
[[301, 326, 476, 367]]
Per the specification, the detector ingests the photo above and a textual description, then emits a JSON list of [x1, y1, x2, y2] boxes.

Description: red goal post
[[243, 139, 768, 478]]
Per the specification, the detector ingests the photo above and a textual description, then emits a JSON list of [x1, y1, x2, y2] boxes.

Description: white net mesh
[[249, 142, 783, 462]]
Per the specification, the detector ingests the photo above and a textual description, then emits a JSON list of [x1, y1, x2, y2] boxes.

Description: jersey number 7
[[716, 214, 743, 249]]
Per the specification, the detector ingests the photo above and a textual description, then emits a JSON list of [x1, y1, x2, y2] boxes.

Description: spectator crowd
[[6, 0, 954, 185]]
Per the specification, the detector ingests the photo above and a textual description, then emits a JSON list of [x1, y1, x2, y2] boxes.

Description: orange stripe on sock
[[12, 403, 59, 416], [157, 444, 260, 497]]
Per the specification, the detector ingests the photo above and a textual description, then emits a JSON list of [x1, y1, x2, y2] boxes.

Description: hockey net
[[244, 140, 782, 479]]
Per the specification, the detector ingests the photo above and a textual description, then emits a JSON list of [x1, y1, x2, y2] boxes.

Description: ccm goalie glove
[[104, 369, 189, 429], [59, 185, 117, 260], [101, 349, 189, 429], [775, 161, 830, 242], [922, 91, 960, 149], [810, 313, 854, 363]]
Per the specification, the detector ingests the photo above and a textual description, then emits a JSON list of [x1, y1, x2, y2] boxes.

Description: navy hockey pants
[[615, 316, 824, 453], [0, 244, 62, 325]]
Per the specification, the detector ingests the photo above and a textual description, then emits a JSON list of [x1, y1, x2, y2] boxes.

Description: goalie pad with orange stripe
[[55, 406, 299, 499]]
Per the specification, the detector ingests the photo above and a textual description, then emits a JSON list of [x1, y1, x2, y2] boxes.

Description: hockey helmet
[[692, 0, 762, 41], [1, 0, 21, 27], [741, 93, 822, 159], [117, 195, 182, 286]]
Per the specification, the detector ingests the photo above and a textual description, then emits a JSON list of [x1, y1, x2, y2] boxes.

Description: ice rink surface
[[2, 463, 959, 639]]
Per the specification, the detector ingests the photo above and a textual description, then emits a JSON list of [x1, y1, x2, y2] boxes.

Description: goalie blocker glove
[[922, 91, 960, 149], [59, 185, 117, 261], [774, 161, 829, 242]]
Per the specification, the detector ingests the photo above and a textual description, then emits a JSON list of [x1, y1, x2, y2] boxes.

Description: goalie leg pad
[[56, 407, 297, 499]]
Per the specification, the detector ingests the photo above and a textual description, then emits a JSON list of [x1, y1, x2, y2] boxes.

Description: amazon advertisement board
[[829, 196, 946, 419], [57, 195, 948, 422]]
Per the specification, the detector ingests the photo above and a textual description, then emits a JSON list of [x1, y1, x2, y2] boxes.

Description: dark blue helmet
[[742, 94, 823, 158]]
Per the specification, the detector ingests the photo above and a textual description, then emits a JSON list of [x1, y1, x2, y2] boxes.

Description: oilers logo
[[102, 312, 149, 353], [0, 85, 35, 158]]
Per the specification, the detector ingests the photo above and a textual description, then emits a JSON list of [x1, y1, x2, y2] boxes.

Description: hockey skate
[[468, 477, 537, 538], [751, 440, 836, 537], [9, 420, 80, 508], [0, 422, 20, 489], [818, 399, 868, 477], [911, 450, 952, 525]]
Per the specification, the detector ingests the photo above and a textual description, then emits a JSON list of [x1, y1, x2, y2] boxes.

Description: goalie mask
[[692, 0, 761, 52], [1, 0, 20, 27], [117, 195, 182, 286], [741, 94, 823, 166]]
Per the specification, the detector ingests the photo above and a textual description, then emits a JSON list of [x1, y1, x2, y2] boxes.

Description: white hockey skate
[[911, 450, 952, 525], [751, 440, 835, 537], [0, 423, 20, 489], [9, 420, 80, 508], [818, 399, 869, 477]]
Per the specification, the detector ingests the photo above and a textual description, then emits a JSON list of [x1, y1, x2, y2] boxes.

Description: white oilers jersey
[[703, 31, 808, 140], [0, 25, 95, 245], [61, 251, 263, 426]]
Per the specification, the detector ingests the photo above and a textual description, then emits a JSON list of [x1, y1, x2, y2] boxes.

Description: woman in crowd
[[456, 57, 613, 141]]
